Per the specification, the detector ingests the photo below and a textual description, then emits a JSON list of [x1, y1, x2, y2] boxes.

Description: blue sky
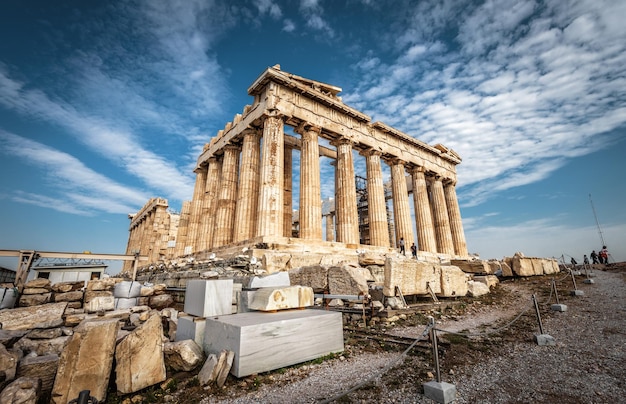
[[1, 0, 625, 273]]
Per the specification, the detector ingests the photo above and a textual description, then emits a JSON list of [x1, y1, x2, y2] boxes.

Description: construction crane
[[0, 249, 148, 292]]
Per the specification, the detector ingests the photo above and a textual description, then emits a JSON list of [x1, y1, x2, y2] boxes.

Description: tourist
[[590, 250, 599, 264], [399, 237, 405, 255], [410, 243, 417, 258], [583, 254, 589, 265], [600, 246, 609, 264], [570, 257, 577, 268]]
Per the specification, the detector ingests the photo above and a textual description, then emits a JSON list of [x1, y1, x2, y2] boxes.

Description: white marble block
[[203, 309, 344, 377], [247, 271, 290, 289], [248, 286, 314, 311], [184, 279, 233, 317], [176, 316, 207, 348]]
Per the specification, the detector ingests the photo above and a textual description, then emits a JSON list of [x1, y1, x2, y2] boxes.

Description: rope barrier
[[319, 323, 433, 403]]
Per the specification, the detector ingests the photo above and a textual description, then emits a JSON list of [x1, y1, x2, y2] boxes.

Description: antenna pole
[[589, 194, 606, 247]]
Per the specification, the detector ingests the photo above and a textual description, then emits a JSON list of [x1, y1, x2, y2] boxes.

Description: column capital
[[330, 136, 354, 147], [261, 109, 285, 122], [295, 121, 322, 136], [410, 165, 426, 175], [443, 177, 457, 186], [359, 148, 382, 158], [384, 157, 406, 167]]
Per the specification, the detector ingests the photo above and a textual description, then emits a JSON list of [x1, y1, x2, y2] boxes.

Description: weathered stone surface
[[451, 259, 492, 274], [26, 327, 63, 339], [0, 302, 67, 330], [510, 254, 538, 276], [51, 318, 119, 404], [0, 344, 19, 382], [16, 354, 59, 393], [163, 340, 204, 372], [248, 286, 314, 311], [473, 275, 499, 289], [383, 258, 441, 296], [149, 294, 174, 310], [247, 271, 290, 289], [84, 296, 115, 313], [83, 290, 113, 303], [115, 313, 166, 394], [63, 313, 87, 327], [366, 265, 385, 284], [24, 278, 51, 289], [261, 252, 292, 274], [0, 330, 28, 347], [541, 259, 559, 275], [86, 278, 119, 291], [467, 281, 490, 297], [0, 377, 41, 404], [21, 287, 50, 295], [288, 265, 328, 292], [53, 290, 84, 302], [18, 293, 52, 307], [216, 350, 235, 388], [15, 336, 70, 356], [198, 353, 219, 386], [439, 266, 468, 297], [358, 252, 386, 266], [50, 281, 84, 293], [328, 265, 369, 295]]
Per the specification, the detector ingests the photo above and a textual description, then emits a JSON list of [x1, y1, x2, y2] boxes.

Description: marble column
[[332, 138, 359, 245], [213, 144, 240, 247], [325, 213, 335, 242], [430, 175, 455, 255], [444, 180, 468, 256], [283, 145, 293, 237], [256, 112, 284, 238], [411, 166, 437, 253], [362, 150, 390, 247], [175, 201, 191, 257], [200, 157, 221, 250], [186, 167, 208, 253], [297, 123, 323, 240], [389, 159, 415, 252], [233, 129, 261, 242]]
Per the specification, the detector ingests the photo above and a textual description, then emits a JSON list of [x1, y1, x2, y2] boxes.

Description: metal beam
[[0, 250, 148, 261]]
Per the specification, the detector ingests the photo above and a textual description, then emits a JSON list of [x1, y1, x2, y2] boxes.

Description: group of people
[[589, 246, 610, 264], [398, 237, 418, 258]]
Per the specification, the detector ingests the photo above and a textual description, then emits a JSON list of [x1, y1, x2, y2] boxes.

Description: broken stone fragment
[[163, 340, 204, 372], [248, 285, 314, 311]]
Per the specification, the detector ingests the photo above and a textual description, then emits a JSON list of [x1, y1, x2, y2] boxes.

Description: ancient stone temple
[[125, 65, 469, 271]]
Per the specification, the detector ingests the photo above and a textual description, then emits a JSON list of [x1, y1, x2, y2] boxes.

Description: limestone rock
[[83, 290, 113, 303], [198, 353, 219, 386], [25, 328, 63, 339], [0, 330, 28, 348], [86, 278, 119, 291], [163, 340, 204, 372], [262, 252, 292, 274], [288, 265, 328, 292], [0, 302, 67, 330], [248, 286, 314, 311], [467, 281, 490, 297], [24, 278, 51, 289], [51, 318, 120, 404], [451, 259, 492, 274], [50, 281, 84, 293], [358, 252, 386, 266], [0, 377, 41, 404], [53, 290, 84, 302], [84, 296, 115, 313], [473, 275, 499, 289], [149, 294, 173, 310], [439, 266, 468, 297], [328, 265, 369, 295], [0, 344, 19, 382], [21, 287, 50, 295], [15, 336, 70, 357], [115, 313, 167, 394], [18, 293, 51, 307], [16, 354, 59, 393], [216, 350, 235, 388], [383, 258, 441, 296]]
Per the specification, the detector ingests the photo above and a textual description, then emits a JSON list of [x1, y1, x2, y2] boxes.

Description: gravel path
[[197, 267, 625, 403]]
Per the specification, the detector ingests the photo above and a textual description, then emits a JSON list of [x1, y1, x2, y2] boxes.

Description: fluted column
[[283, 145, 293, 237], [444, 180, 468, 256], [199, 157, 221, 250], [233, 129, 261, 242], [389, 159, 414, 252], [297, 123, 323, 240], [411, 166, 437, 253], [362, 150, 389, 247], [213, 144, 240, 247], [430, 175, 455, 254], [325, 213, 335, 242], [256, 112, 284, 237], [332, 138, 359, 244], [175, 201, 191, 256], [186, 167, 208, 252]]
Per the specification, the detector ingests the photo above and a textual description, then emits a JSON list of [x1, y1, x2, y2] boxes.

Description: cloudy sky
[[1, 0, 624, 272]]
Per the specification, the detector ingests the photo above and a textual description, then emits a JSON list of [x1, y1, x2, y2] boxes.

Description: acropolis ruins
[[124, 65, 469, 272]]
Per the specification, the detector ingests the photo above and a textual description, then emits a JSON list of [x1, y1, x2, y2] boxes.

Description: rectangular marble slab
[[203, 309, 344, 377], [184, 279, 233, 317], [247, 271, 290, 289], [176, 316, 206, 348]]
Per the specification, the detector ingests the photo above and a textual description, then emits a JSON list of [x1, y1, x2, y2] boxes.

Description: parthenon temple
[[124, 65, 469, 271]]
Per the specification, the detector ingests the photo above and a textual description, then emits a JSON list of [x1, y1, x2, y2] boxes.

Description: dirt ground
[[111, 263, 626, 403]]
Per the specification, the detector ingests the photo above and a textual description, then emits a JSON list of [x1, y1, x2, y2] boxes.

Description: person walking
[[399, 237, 405, 255], [590, 250, 599, 264], [410, 243, 417, 259], [583, 254, 589, 265], [600, 246, 609, 264]]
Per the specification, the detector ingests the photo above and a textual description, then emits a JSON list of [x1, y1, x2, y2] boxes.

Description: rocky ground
[[119, 263, 626, 404]]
